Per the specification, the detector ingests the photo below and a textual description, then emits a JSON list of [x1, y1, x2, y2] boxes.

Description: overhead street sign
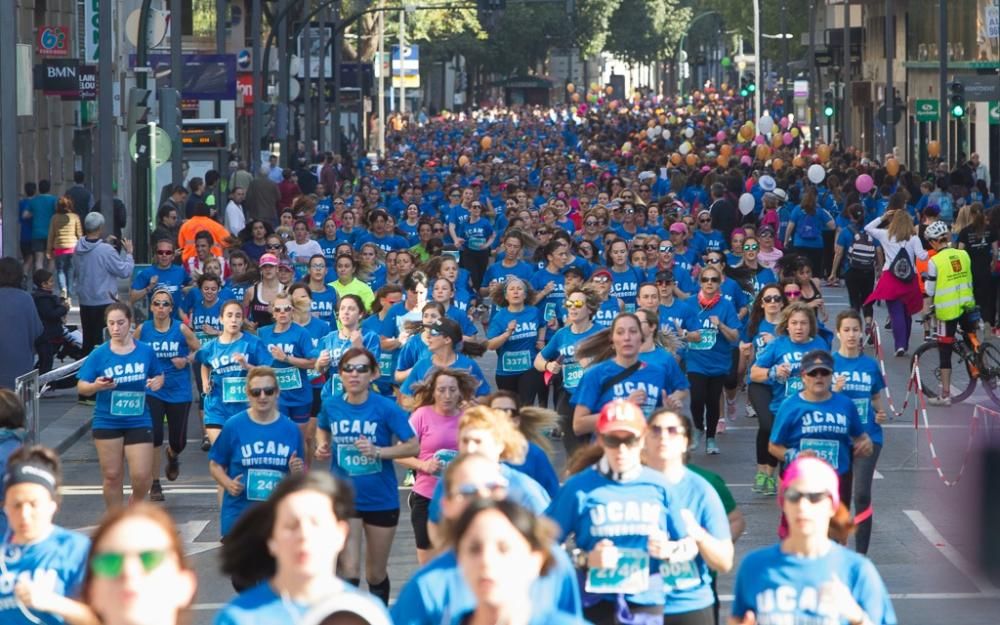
[[915, 99, 939, 122], [990, 101, 1000, 125], [955, 74, 1000, 102]]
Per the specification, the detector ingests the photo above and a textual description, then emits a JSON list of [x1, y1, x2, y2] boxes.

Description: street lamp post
[[753, 0, 761, 121]]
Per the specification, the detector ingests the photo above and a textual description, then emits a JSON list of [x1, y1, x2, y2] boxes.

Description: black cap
[[654, 270, 675, 283], [428, 319, 462, 345], [800, 349, 834, 374]]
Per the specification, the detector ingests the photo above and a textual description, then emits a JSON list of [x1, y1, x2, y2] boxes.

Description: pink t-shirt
[[409, 405, 461, 499]]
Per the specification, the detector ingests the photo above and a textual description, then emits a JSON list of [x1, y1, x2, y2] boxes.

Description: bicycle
[[912, 314, 1000, 407]]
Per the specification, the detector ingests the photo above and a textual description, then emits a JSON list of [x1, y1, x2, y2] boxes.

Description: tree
[[604, 0, 691, 65]]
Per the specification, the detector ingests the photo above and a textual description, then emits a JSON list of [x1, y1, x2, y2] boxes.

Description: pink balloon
[[855, 174, 875, 194], [716, 130, 727, 142], [741, 155, 753, 166], [779, 117, 790, 129], [754, 135, 765, 145], [782, 132, 794, 145]]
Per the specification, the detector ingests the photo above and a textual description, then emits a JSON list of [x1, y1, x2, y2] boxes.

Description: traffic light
[[159, 88, 182, 140], [747, 81, 756, 94], [950, 82, 966, 118], [823, 90, 835, 118]]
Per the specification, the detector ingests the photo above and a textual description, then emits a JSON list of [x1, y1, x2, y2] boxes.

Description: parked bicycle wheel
[[977, 342, 1000, 408], [913, 340, 976, 403]]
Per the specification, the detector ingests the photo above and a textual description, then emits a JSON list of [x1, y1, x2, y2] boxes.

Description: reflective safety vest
[[931, 247, 974, 321]]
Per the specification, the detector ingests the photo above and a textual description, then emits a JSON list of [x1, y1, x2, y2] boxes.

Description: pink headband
[[777, 457, 840, 538]]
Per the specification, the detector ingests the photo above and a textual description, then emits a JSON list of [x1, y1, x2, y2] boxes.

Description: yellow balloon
[[887, 158, 900, 177], [591, 82, 600, 92], [480, 136, 493, 150], [458, 155, 470, 167], [686, 153, 698, 167], [790, 127, 800, 137], [928, 140, 941, 157], [566, 83, 575, 93]]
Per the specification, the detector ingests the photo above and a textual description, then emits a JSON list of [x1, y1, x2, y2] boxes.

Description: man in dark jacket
[[244, 166, 281, 225], [708, 182, 738, 241], [31, 269, 69, 374], [65, 171, 94, 218], [0, 258, 43, 389]]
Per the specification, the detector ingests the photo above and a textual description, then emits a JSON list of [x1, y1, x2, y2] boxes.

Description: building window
[[182, 0, 218, 41]]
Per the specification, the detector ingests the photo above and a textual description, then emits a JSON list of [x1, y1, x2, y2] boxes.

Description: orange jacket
[[178, 216, 231, 262]]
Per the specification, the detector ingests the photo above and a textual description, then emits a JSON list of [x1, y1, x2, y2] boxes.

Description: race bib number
[[222, 377, 246, 403], [502, 350, 531, 372], [246, 468, 283, 501], [275, 367, 302, 391], [433, 449, 458, 475], [544, 302, 557, 322], [800, 438, 840, 470], [195, 331, 213, 344], [110, 391, 145, 416], [624, 303, 636, 313], [660, 559, 701, 592], [689, 329, 717, 351], [564, 362, 584, 388], [853, 398, 870, 424], [330, 374, 344, 396], [585, 548, 650, 595], [468, 236, 486, 250], [378, 352, 395, 375], [337, 444, 382, 476], [307, 368, 323, 382], [785, 376, 804, 395]]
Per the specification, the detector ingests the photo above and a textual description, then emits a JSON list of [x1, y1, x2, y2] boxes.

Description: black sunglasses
[[249, 387, 277, 397], [341, 363, 372, 374], [783, 488, 830, 504], [762, 295, 784, 304], [266, 243, 283, 249], [804, 369, 832, 378], [700, 276, 720, 284]]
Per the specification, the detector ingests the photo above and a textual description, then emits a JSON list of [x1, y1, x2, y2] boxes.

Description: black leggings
[[80, 304, 107, 355], [748, 382, 778, 467], [147, 396, 191, 454], [583, 601, 662, 625], [688, 373, 725, 437], [496, 369, 542, 406], [665, 606, 715, 625], [460, 248, 491, 292], [844, 268, 875, 319], [557, 387, 588, 457], [853, 444, 881, 555]]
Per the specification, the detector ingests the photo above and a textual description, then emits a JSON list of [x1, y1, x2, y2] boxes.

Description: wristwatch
[[570, 547, 588, 570]]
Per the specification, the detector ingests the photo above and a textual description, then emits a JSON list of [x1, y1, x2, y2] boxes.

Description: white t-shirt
[[225, 200, 246, 236], [285, 239, 324, 264]]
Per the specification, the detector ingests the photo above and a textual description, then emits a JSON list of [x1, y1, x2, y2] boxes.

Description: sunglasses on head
[[341, 363, 372, 374], [90, 550, 168, 579], [743, 244, 760, 251], [564, 300, 586, 309], [700, 276, 721, 284], [783, 488, 830, 504], [592, 276, 610, 284], [249, 386, 278, 397], [601, 433, 641, 448], [804, 368, 832, 378], [649, 424, 683, 437], [762, 295, 784, 304]]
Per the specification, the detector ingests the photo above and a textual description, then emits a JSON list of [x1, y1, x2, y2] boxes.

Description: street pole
[[252, 0, 264, 172], [303, 1, 313, 159], [753, 0, 761, 121], [333, 0, 343, 155], [884, 0, 895, 155], [377, 0, 385, 155], [781, 1, 789, 108], [317, 3, 327, 154], [399, 8, 406, 116], [842, 0, 851, 149], [939, 0, 948, 166], [278, 0, 291, 166], [98, 0, 114, 225], [171, 0, 184, 186], [0, 4, 17, 257], [808, 0, 818, 144]]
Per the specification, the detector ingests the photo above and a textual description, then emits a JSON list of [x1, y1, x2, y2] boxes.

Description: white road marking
[[73, 519, 219, 557], [874, 470, 884, 479], [719, 423, 968, 431], [61, 485, 220, 495], [904, 510, 1000, 596]]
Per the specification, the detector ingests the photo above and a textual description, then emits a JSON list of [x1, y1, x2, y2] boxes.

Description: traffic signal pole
[[884, 0, 894, 154], [939, 0, 948, 166]]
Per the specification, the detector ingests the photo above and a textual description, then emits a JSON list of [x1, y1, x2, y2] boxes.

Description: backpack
[[846, 226, 878, 270], [799, 212, 821, 240]]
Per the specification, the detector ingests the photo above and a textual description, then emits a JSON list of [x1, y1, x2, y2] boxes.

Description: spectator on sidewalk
[[31, 269, 70, 374], [46, 196, 83, 300], [65, 170, 95, 218], [0, 257, 43, 390], [26, 179, 58, 272], [225, 186, 247, 236], [244, 165, 281, 226], [74, 212, 134, 359]]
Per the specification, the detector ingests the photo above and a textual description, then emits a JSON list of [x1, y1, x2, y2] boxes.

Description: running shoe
[[764, 475, 777, 495], [726, 396, 738, 421], [706, 438, 720, 455], [165, 449, 180, 481], [927, 395, 951, 406], [895, 348, 907, 358], [690, 429, 704, 452], [716, 417, 727, 434], [752, 471, 767, 493], [200, 436, 211, 452], [149, 479, 165, 502], [746, 402, 757, 419]]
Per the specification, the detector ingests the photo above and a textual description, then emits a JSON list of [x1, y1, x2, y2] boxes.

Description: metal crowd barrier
[[14, 358, 87, 445]]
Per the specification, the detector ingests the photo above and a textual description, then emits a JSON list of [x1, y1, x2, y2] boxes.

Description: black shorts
[[352, 507, 400, 528], [311, 387, 322, 417], [20, 241, 32, 260], [408, 491, 432, 549], [31, 239, 47, 253], [93, 427, 154, 445]]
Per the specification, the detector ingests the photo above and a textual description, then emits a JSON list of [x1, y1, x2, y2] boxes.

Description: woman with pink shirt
[[398, 367, 480, 564]]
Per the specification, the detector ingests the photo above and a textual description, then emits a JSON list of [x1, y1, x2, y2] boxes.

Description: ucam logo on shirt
[[239, 440, 294, 465], [588, 501, 663, 537], [102, 362, 147, 383], [329, 419, 379, 441], [151, 340, 181, 357], [753, 584, 840, 624]]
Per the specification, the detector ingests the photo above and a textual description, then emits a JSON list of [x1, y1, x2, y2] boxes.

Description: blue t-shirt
[[428, 463, 550, 524], [214, 580, 387, 625], [732, 542, 897, 625], [402, 354, 491, 397], [771, 392, 865, 474], [319, 392, 414, 511], [546, 466, 686, 606], [609, 267, 644, 312], [594, 298, 622, 328], [661, 469, 731, 614], [391, 548, 582, 625], [396, 334, 431, 373], [78, 341, 164, 430], [139, 320, 193, 404], [0, 526, 90, 625], [317, 328, 382, 401], [359, 232, 410, 253], [188, 297, 224, 344], [257, 324, 317, 411], [691, 229, 726, 257], [482, 260, 535, 290], [309, 286, 338, 324], [131, 265, 190, 316], [530, 269, 567, 323], [506, 441, 560, 499], [573, 360, 670, 416], [790, 207, 833, 248], [832, 353, 887, 446], [657, 299, 700, 344], [685, 297, 740, 377], [488, 306, 545, 376], [208, 410, 304, 535], [540, 322, 601, 391], [28, 194, 57, 239], [458, 217, 494, 251], [754, 335, 831, 415], [197, 334, 271, 426]]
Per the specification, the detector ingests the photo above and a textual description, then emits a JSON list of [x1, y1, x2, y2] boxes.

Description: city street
[[38, 286, 1000, 625]]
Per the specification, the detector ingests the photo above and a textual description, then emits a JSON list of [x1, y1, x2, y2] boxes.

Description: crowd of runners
[[5, 83, 991, 625]]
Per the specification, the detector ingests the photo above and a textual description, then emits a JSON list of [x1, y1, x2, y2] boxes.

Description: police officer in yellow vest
[[922, 220, 976, 405]]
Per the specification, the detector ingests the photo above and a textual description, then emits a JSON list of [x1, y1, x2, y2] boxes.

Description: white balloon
[[661, 128, 671, 140], [684, 127, 695, 139], [808, 164, 826, 184], [739, 193, 756, 215], [654, 125, 662, 136], [757, 115, 774, 135], [647, 128, 657, 139], [679, 141, 691, 155]]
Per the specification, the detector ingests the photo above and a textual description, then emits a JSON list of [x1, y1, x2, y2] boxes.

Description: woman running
[[243, 253, 284, 331], [315, 294, 381, 402], [135, 288, 201, 501], [77, 303, 165, 507], [486, 391, 560, 499], [306, 253, 338, 324], [487, 278, 546, 404]]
